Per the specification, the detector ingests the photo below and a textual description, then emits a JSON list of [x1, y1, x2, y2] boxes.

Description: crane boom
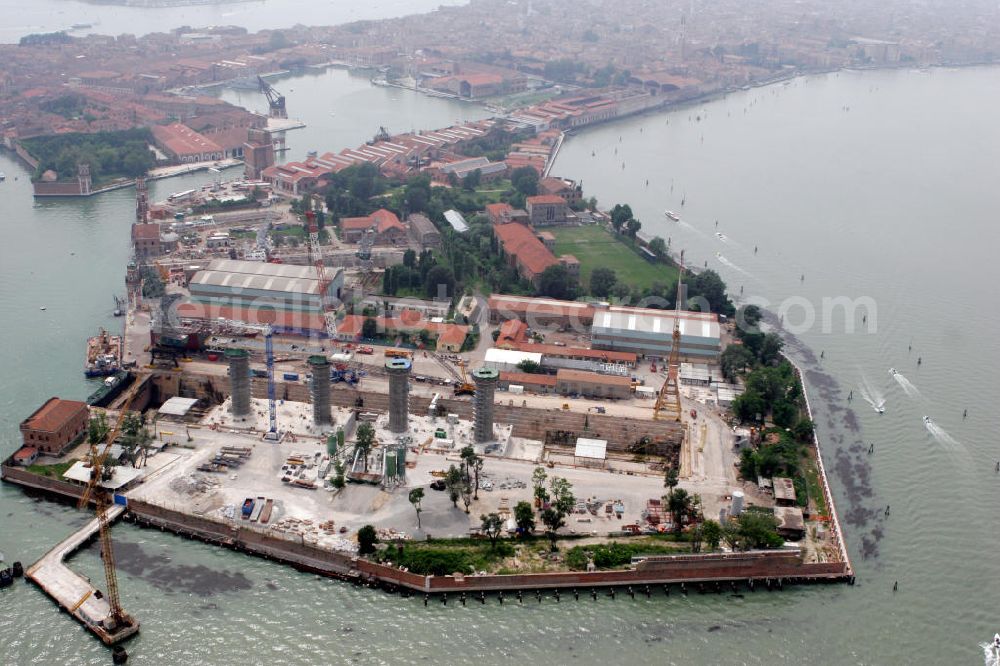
[[78, 380, 142, 632], [653, 252, 685, 422], [258, 76, 287, 119]]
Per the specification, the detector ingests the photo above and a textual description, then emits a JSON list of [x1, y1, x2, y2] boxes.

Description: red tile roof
[[131, 223, 160, 241], [497, 319, 529, 346], [526, 194, 566, 206], [151, 122, 222, 158], [13, 447, 38, 462], [21, 398, 87, 433], [499, 371, 558, 388], [512, 342, 636, 364], [492, 222, 558, 278]]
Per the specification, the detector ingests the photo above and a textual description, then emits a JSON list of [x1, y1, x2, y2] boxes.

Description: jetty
[[25, 504, 139, 645]]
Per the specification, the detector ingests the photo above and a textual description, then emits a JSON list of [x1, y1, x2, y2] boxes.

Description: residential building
[[334, 314, 468, 352], [495, 319, 529, 348], [526, 194, 569, 226], [339, 208, 407, 245], [539, 177, 582, 205], [20, 398, 89, 455]]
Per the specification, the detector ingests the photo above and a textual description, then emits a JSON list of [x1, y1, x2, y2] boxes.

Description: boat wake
[[924, 417, 963, 452], [980, 635, 1000, 666], [715, 253, 751, 276], [858, 374, 886, 414], [889, 368, 921, 397]]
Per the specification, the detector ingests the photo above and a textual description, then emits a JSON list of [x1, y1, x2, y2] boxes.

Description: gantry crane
[[258, 76, 287, 119], [76, 382, 143, 636], [653, 252, 685, 422]]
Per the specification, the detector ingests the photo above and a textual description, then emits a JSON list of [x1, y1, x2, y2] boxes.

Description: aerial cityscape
[[0, 0, 997, 664]]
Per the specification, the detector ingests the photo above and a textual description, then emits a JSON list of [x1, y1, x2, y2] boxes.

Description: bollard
[[592, 588, 598, 600], [480, 591, 486, 604], [424, 594, 429, 606], [574, 588, 579, 601], [443, 593, 448, 605], [555, 589, 560, 603], [461, 593, 466, 606], [715, 582, 722, 594], [499, 591, 504, 605], [536, 589, 542, 603], [698, 583, 705, 595], [748, 579, 754, 592], [610, 587, 616, 599], [681, 583, 687, 596], [645, 585, 651, 598], [628, 586, 634, 599], [517, 590, 522, 604], [664, 584, 670, 597], [730, 581, 738, 594]]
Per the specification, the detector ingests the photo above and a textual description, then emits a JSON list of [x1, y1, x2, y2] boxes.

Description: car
[[430, 480, 446, 491]]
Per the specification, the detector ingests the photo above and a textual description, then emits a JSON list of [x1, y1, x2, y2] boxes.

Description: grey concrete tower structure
[[308, 355, 332, 426], [226, 348, 251, 418], [472, 367, 499, 443], [385, 358, 412, 433]]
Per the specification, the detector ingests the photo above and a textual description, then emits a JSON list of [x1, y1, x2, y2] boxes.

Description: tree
[[772, 400, 797, 428], [460, 478, 473, 514], [87, 412, 109, 446], [759, 333, 784, 366], [737, 304, 762, 331], [792, 418, 814, 442], [664, 467, 679, 493], [120, 412, 151, 467], [736, 510, 784, 549], [403, 249, 417, 268], [625, 217, 642, 238], [667, 487, 693, 534], [268, 30, 289, 50], [445, 464, 464, 508], [649, 236, 667, 258], [516, 359, 541, 374], [537, 264, 576, 300], [610, 204, 633, 232], [362, 317, 378, 340], [531, 466, 548, 504], [701, 519, 723, 551], [461, 168, 482, 191], [687, 269, 734, 316], [540, 507, 564, 549], [720, 345, 756, 382], [408, 488, 424, 529], [541, 476, 575, 548], [589, 267, 617, 297], [514, 501, 536, 533], [460, 446, 484, 500], [424, 265, 455, 300], [510, 166, 539, 196], [358, 524, 378, 555], [355, 422, 376, 471], [332, 460, 346, 489], [480, 512, 504, 548], [732, 390, 766, 423]]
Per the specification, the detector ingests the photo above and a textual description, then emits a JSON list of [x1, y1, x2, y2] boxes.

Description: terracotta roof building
[[492, 222, 559, 287], [20, 398, 89, 455], [526, 194, 569, 226], [339, 208, 407, 245], [151, 122, 224, 163]]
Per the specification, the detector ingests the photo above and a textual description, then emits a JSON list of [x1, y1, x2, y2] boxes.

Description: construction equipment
[[258, 76, 287, 119], [304, 210, 333, 309], [76, 382, 143, 637], [653, 252, 685, 422], [454, 359, 476, 396], [218, 320, 278, 438]]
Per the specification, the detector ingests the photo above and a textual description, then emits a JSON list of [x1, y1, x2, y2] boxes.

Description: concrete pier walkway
[[26, 504, 139, 645]]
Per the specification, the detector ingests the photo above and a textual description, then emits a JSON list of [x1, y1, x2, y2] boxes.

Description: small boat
[[0, 171, 6, 181], [888, 367, 897, 376], [923, 415, 932, 426], [39, 306, 46, 311], [664, 210, 680, 221], [715, 232, 727, 241], [875, 400, 885, 415]]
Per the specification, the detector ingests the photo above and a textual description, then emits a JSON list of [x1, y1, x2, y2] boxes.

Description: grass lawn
[[25, 459, 77, 479], [550, 225, 677, 293]]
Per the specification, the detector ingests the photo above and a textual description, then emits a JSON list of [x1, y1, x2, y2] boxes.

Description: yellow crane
[[653, 253, 685, 422], [77, 383, 142, 637], [454, 359, 476, 396]]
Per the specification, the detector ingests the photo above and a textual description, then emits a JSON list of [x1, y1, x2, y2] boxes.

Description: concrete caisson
[[226, 349, 251, 417], [308, 355, 332, 426], [472, 367, 499, 443], [385, 358, 411, 433]]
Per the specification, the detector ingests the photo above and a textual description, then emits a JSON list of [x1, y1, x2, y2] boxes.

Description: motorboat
[[923, 415, 932, 426], [875, 400, 885, 414], [715, 232, 727, 241], [888, 367, 897, 376], [664, 210, 680, 221]]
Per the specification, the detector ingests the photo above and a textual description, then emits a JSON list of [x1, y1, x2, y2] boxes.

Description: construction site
[[0, 152, 852, 654]]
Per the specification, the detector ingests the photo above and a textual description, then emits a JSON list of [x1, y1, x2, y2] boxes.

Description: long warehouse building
[[590, 306, 721, 360], [178, 259, 345, 336]]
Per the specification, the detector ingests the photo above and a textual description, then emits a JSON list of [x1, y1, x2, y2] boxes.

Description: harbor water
[[2, 65, 999, 663]]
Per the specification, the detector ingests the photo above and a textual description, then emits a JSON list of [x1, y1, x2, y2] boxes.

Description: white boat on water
[[0, 172, 6, 181], [888, 367, 897, 376], [923, 415, 932, 426], [664, 210, 680, 221], [715, 232, 727, 241]]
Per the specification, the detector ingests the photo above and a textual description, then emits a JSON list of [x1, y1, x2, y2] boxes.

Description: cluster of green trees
[[40, 94, 88, 120], [439, 446, 486, 516], [456, 127, 528, 163], [25, 128, 155, 184], [19, 32, 72, 46], [564, 541, 684, 570], [323, 163, 389, 220], [610, 203, 642, 238], [696, 511, 784, 552], [381, 249, 452, 299], [531, 466, 576, 549]]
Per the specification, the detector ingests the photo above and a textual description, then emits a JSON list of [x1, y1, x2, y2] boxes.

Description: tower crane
[[258, 75, 287, 119], [653, 252, 685, 422], [76, 381, 144, 638], [305, 209, 333, 309], [218, 319, 278, 439]]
